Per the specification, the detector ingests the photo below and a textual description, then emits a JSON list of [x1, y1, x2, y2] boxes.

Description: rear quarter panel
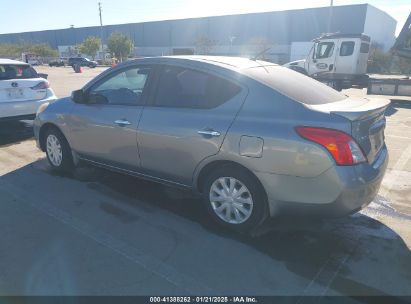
[[196, 79, 352, 181]]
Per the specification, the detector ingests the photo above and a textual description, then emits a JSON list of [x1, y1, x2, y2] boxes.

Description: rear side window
[[0, 65, 38, 80], [340, 41, 355, 56], [360, 43, 370, 53], [246, 65, 345, 105], [154, 66, 241, 109]]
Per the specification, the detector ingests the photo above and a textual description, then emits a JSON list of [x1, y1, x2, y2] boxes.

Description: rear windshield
[[0, 64, 38, 80], [245, 65, 345, 105]]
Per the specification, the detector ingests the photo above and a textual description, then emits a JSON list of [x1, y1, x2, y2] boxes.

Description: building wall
[[364, 4, 397, 51], [0, 4, 396, 62]]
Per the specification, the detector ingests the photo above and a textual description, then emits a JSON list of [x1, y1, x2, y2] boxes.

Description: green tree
[[107, 32, 134, 62], [0, 43, 58, 59], [77, 36, 101, 59], [27, 43, 58, 58], [247, 37, 271, 60], [0, 43, 21, 58]]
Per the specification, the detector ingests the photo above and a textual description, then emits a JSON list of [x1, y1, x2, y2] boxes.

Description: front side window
[[88, 66, 151, 106], [314, 42, 335, 59], [154, 66, 241, 109], [340, 41, 355, 56]]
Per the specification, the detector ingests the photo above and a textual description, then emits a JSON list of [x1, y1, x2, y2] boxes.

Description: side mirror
[[71, 89, 87, 104], [38, 73, 48, 79], [88, 93, 109, 104]]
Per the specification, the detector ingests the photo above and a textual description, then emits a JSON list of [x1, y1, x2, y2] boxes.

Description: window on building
[[153, 66, 241, 109]]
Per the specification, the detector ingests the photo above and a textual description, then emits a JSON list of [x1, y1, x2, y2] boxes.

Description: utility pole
[[98, 2, 104, 59], [327, 0, 334, 33]]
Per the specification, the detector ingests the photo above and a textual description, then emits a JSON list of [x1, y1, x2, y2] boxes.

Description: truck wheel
[[290, 66, 308, 75], [326, 81, 343, 91]]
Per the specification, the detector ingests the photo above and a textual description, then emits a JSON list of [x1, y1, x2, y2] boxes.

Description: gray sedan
[[34, 56, 389, 233]]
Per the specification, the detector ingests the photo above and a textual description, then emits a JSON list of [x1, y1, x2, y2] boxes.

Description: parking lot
[[0, 66, 410, 297]]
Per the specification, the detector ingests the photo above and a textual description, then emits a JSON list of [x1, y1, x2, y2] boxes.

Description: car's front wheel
[[45, 128, 74, 172], [202, 166, 268, 233]]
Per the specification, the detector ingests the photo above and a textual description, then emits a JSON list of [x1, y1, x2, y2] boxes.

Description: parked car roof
[[0, 58, 29, 66]]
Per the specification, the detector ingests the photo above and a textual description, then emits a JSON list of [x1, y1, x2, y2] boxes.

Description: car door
[[137, 64, 247, 185], [308, 39, 337, 77], [68, 65, 153, 170], [334, 39, 357, 75]]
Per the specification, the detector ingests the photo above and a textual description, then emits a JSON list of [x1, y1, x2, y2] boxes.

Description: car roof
[[0, 58, 29, 66], [124, 56, 277, 71]]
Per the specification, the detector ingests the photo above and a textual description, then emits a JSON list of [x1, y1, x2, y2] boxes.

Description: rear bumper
[[0, 114, 36, 122], [0, 95, 57, 120], [256, 146, 389, 218]]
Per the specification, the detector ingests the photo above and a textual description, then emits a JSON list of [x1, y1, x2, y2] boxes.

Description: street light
[[327, 0, 334, 33]]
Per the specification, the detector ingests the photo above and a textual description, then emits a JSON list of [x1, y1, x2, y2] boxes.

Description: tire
[[327, 80, 343, 91], [202, 166, 268, 233], [44, 128, 74, 173], [290, 66, 308, 75]]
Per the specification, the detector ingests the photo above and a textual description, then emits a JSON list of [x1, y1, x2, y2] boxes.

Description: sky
[[0, 0, 409, 36]]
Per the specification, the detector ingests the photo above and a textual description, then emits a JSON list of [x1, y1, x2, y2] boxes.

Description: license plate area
[[369, 118, 385, 155], [7, 88, 25, 99], [370, 130, 384, 154]]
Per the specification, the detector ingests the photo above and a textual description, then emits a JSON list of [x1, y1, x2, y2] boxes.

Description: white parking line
[[380, 142, 411, 197], [0, 180, 216, 295], [296, 237, 359, 302]]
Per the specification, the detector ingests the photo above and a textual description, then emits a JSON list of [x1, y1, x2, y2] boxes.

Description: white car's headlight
[[36, 102, 50, 116]]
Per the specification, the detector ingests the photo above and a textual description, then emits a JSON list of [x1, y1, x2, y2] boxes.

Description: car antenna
[[251, 47, 271, 61]]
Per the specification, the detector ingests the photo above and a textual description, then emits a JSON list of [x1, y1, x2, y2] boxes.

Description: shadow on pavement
[[42, 164, 411, 297], [0, 120, 34, 146]]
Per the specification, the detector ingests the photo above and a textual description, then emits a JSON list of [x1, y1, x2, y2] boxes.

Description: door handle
[[114, 119, 131, 126], [198, 130, 221, 137]]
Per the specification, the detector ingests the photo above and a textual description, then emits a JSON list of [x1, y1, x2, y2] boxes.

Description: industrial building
[[0, 3, 397, 63]]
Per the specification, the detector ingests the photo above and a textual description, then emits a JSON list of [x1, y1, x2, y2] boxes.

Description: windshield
[[0, 64, 38, 80], [314, 41, 335, 59]]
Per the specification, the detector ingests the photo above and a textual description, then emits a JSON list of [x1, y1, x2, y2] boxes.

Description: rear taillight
[[31, 81, 49, 90], [295, 127, 366, 166]]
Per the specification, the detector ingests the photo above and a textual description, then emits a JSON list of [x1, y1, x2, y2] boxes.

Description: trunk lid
[[0, 78, 48, 102], [308, 97, 390, 164]]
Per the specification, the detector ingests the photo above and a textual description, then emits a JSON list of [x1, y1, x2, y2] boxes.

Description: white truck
[[284, 12, 411, 96], [284, 33, 371, 91]]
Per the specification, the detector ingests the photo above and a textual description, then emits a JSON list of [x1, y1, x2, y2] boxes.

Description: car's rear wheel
[[45, 128, 74, 172], [202, 166, 268, 233]]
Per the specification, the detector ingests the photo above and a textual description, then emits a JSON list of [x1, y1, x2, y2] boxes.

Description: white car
[[0, 59, 57, 122]]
